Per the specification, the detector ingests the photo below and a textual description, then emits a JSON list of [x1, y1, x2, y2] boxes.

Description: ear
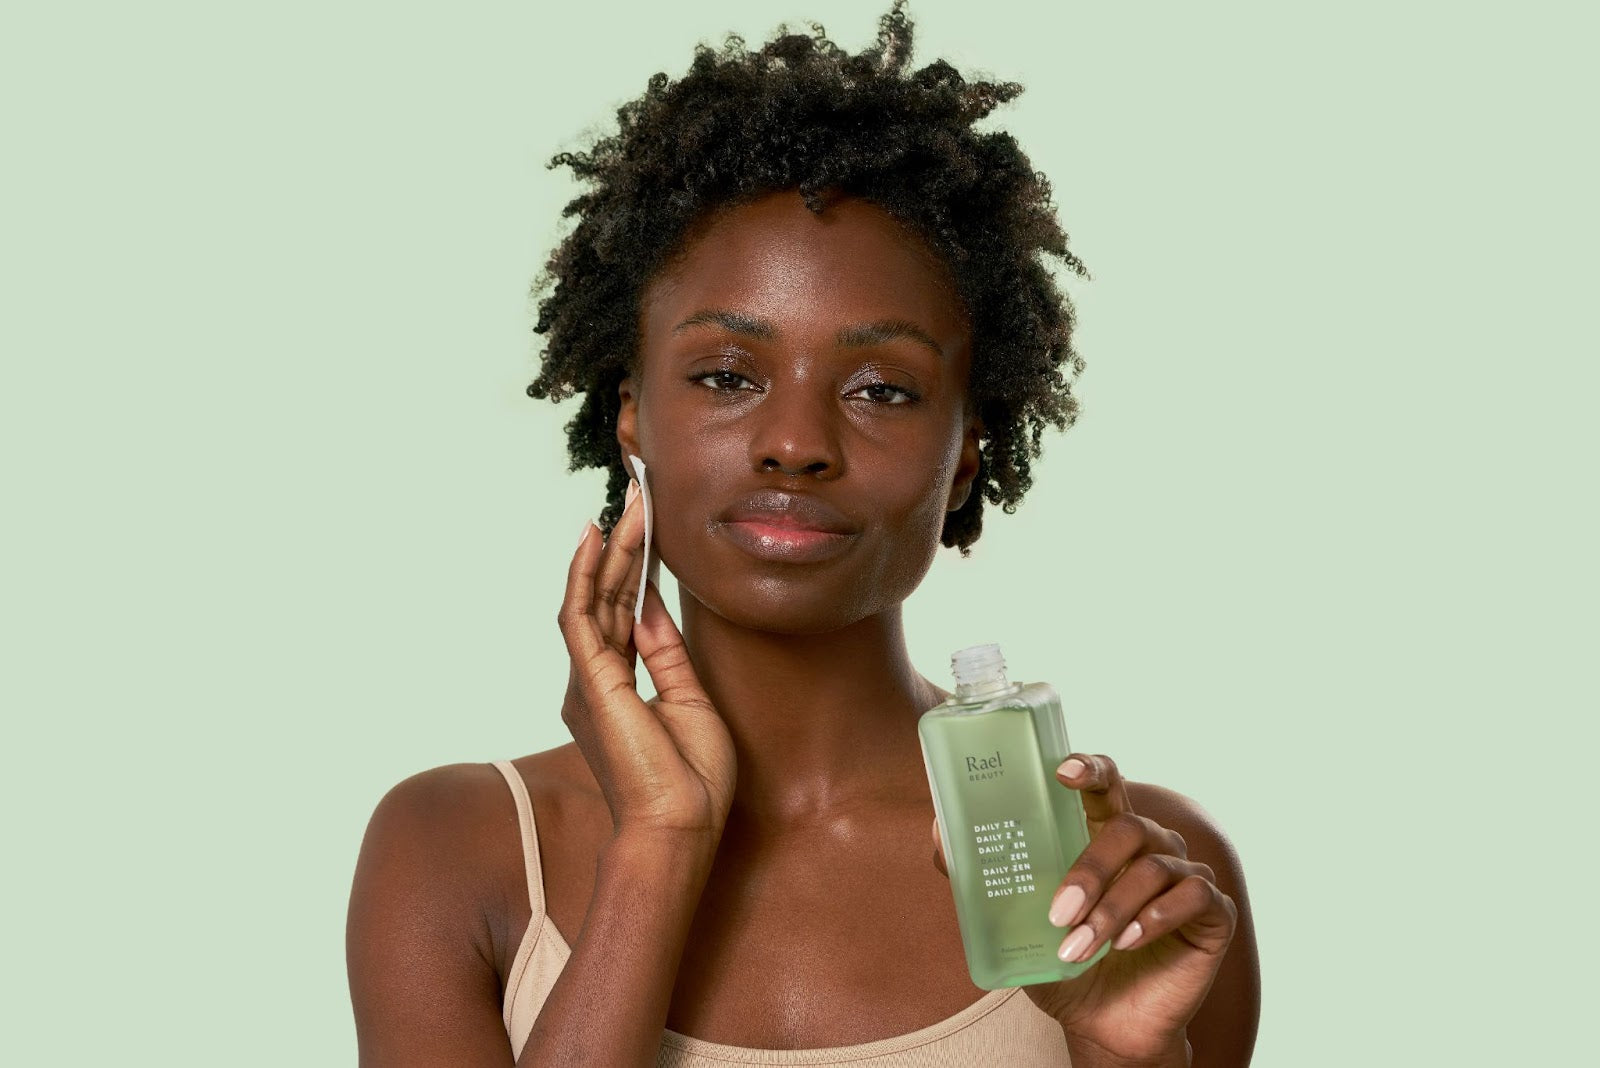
[[946, 415, 984, 513], [617, 374, 642, 470]]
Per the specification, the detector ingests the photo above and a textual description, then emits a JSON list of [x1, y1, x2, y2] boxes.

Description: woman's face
[[617, 191, 982, 634]]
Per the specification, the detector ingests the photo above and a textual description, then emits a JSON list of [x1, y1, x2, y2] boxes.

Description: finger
[[632, 578, 711, 714], [560, 517, 606, 641], [1055, 753, 1133, 828], [1101, 872, 1237, 960], [1046, 812, 1188, 929], [631, 578, 731, 793], [559, 518, 632, 687], [631, 578, 696, 700], [931, 814, 948, 877], [593, 480, 645, 640], [558, 519, 658, 744], [1056, 854, 1216, 964], [593, 480, 647, 654]]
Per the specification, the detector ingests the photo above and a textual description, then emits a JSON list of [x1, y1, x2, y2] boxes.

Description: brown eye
[[690, 370, 759, 392], [846, 381, 920, 405]]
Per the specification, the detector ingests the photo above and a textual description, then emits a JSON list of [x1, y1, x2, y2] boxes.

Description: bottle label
[[973, 818, 1039, 899], [965, 748, 1005, 781]]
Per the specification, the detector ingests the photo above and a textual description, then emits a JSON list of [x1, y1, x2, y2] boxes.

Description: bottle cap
[[951, 643, 1005, 687]]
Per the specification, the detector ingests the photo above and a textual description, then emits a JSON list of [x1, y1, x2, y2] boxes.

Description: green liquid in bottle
[[919, 646, 1109, 989]]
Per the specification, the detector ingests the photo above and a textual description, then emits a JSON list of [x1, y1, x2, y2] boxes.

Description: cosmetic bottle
[[918, 643, 1109, 988]]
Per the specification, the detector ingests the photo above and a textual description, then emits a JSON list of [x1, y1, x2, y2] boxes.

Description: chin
[[669, 545, 939, 636], [717, 579, 885, 634], [655, 513, 946, 633]]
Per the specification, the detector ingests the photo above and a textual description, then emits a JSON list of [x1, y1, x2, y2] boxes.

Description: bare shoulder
[[1122, 780, 1254, 940], [1126, 780, 1261, 1067], [356, 746, 597, 877], [507, 742, 605, 806], [346, 747, 596, 1065], [346, 760, 525, 1064], [370, 759, 511, 823], [351, 761, 520, 922], [500, 744, 612, 946], [1125, 781, 1244, 877]]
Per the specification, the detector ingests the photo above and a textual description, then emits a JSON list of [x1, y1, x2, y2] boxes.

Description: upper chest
[[501, 752, 995, 1049], [665, 820, 990, 1046]]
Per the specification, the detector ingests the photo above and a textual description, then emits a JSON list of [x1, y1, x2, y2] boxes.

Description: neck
[[676, 589, 948, 832]]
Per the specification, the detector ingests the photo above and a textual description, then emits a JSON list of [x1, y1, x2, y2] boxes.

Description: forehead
[[639, 192, 969, 348]]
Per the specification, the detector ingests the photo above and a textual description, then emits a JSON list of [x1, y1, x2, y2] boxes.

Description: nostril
[[762, 458, 830, 476]]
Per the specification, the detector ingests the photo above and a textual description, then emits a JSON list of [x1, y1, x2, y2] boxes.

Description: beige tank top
[[491, 760, 1073, 1066]]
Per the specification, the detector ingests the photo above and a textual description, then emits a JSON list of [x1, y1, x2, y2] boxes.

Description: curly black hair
[[525, 0, 1088, 557]]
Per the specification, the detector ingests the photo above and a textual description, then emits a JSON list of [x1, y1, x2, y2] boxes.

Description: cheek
[[893, 436, 963, 528], [635, 398, 963, 600], [861, 450, 963, 582], [632, 464, 724, 586], [637, 395, 743, 474], [634, 402, 729, 527], [639, 471, 692, 555]]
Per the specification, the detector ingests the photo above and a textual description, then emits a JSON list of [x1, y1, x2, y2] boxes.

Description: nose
[[748, 379, 843, 479]]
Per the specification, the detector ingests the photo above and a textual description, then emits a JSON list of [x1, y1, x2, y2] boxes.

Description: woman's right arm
[[349, 478, 734, 1066], [345, 763, 721, 1068], [520, 828, 719, 1065], [527, 478, 738, 1064], [353, 486, 732, 1068]]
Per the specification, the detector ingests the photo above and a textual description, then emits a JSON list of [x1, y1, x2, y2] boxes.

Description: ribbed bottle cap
[[950, 643, 1005, 687]]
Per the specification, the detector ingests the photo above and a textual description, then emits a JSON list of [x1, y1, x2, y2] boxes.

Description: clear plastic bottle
[[918, 642, 1109, 988]]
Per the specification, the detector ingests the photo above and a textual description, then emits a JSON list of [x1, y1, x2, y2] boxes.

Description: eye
[[689, 369, 760, 393], [847, 381, 921, 405]]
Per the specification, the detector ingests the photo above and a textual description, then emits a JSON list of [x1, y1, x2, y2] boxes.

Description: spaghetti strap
[[491, 760, 545, 920], [485, 761, 1068, 1063]]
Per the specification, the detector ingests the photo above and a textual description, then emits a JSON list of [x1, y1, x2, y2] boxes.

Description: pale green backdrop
[[4, 0, 1593, 1063]]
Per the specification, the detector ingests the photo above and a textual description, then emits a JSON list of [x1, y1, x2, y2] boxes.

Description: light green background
[[4, 1, 1593, 1063]]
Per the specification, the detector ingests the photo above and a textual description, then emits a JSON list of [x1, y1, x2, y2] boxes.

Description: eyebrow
[[672, 309, 945, 359], [837, 318, 944, 359], [673, 309, 776, 340]]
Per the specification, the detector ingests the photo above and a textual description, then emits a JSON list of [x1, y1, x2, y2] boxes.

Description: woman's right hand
[[559, 478, 737, 844]]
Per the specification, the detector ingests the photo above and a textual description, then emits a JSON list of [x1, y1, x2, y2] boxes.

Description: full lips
[[718, 519, 857, 563]]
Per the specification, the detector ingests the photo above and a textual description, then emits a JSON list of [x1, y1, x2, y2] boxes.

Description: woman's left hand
[[932, 753, 1237, 1066]]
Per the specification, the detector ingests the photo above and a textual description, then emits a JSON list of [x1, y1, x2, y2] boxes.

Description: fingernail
[[1049, 884, 1085, 927], [1113, 921, 1143, 951], [578, 518, 596, 547], [625, 480, 640, 507], [1057, 758, 1086, 781], [1058, 925, 1096, 963]]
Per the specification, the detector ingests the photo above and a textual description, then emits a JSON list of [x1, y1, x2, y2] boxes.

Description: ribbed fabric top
[[490, 760, 1073, 1066]]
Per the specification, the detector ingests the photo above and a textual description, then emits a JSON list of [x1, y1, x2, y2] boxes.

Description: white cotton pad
[[627, 453, 660, 624]]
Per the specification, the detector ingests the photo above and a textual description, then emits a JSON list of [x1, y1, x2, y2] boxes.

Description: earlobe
[[946, 420, 984, 513], [617, 375, 641, 468]]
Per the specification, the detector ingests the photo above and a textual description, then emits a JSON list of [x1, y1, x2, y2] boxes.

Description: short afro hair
[[525, 0, 1089, 556]]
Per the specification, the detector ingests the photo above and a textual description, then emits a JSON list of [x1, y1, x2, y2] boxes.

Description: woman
[[347, 5, 1260, 1065]]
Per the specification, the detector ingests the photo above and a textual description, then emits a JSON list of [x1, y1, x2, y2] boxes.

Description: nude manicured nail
[[578, 519, 596, 547], [1113, 921, 1143, 951], [1049, 885, 1085, 927], [1057, 758, 1086, 781], [625, 479, 639, 507], [1058, 925, 1095, 963]]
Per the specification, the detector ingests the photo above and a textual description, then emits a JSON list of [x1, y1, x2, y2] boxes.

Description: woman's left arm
[[932, 755, 1261, 1066], [1124, 780, 1260, 1067], [1022, 754, 1259, 1067]]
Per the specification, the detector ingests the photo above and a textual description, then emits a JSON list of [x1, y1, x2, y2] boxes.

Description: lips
[[717, 490, 859, 562], [720, 490, 857, 534]]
